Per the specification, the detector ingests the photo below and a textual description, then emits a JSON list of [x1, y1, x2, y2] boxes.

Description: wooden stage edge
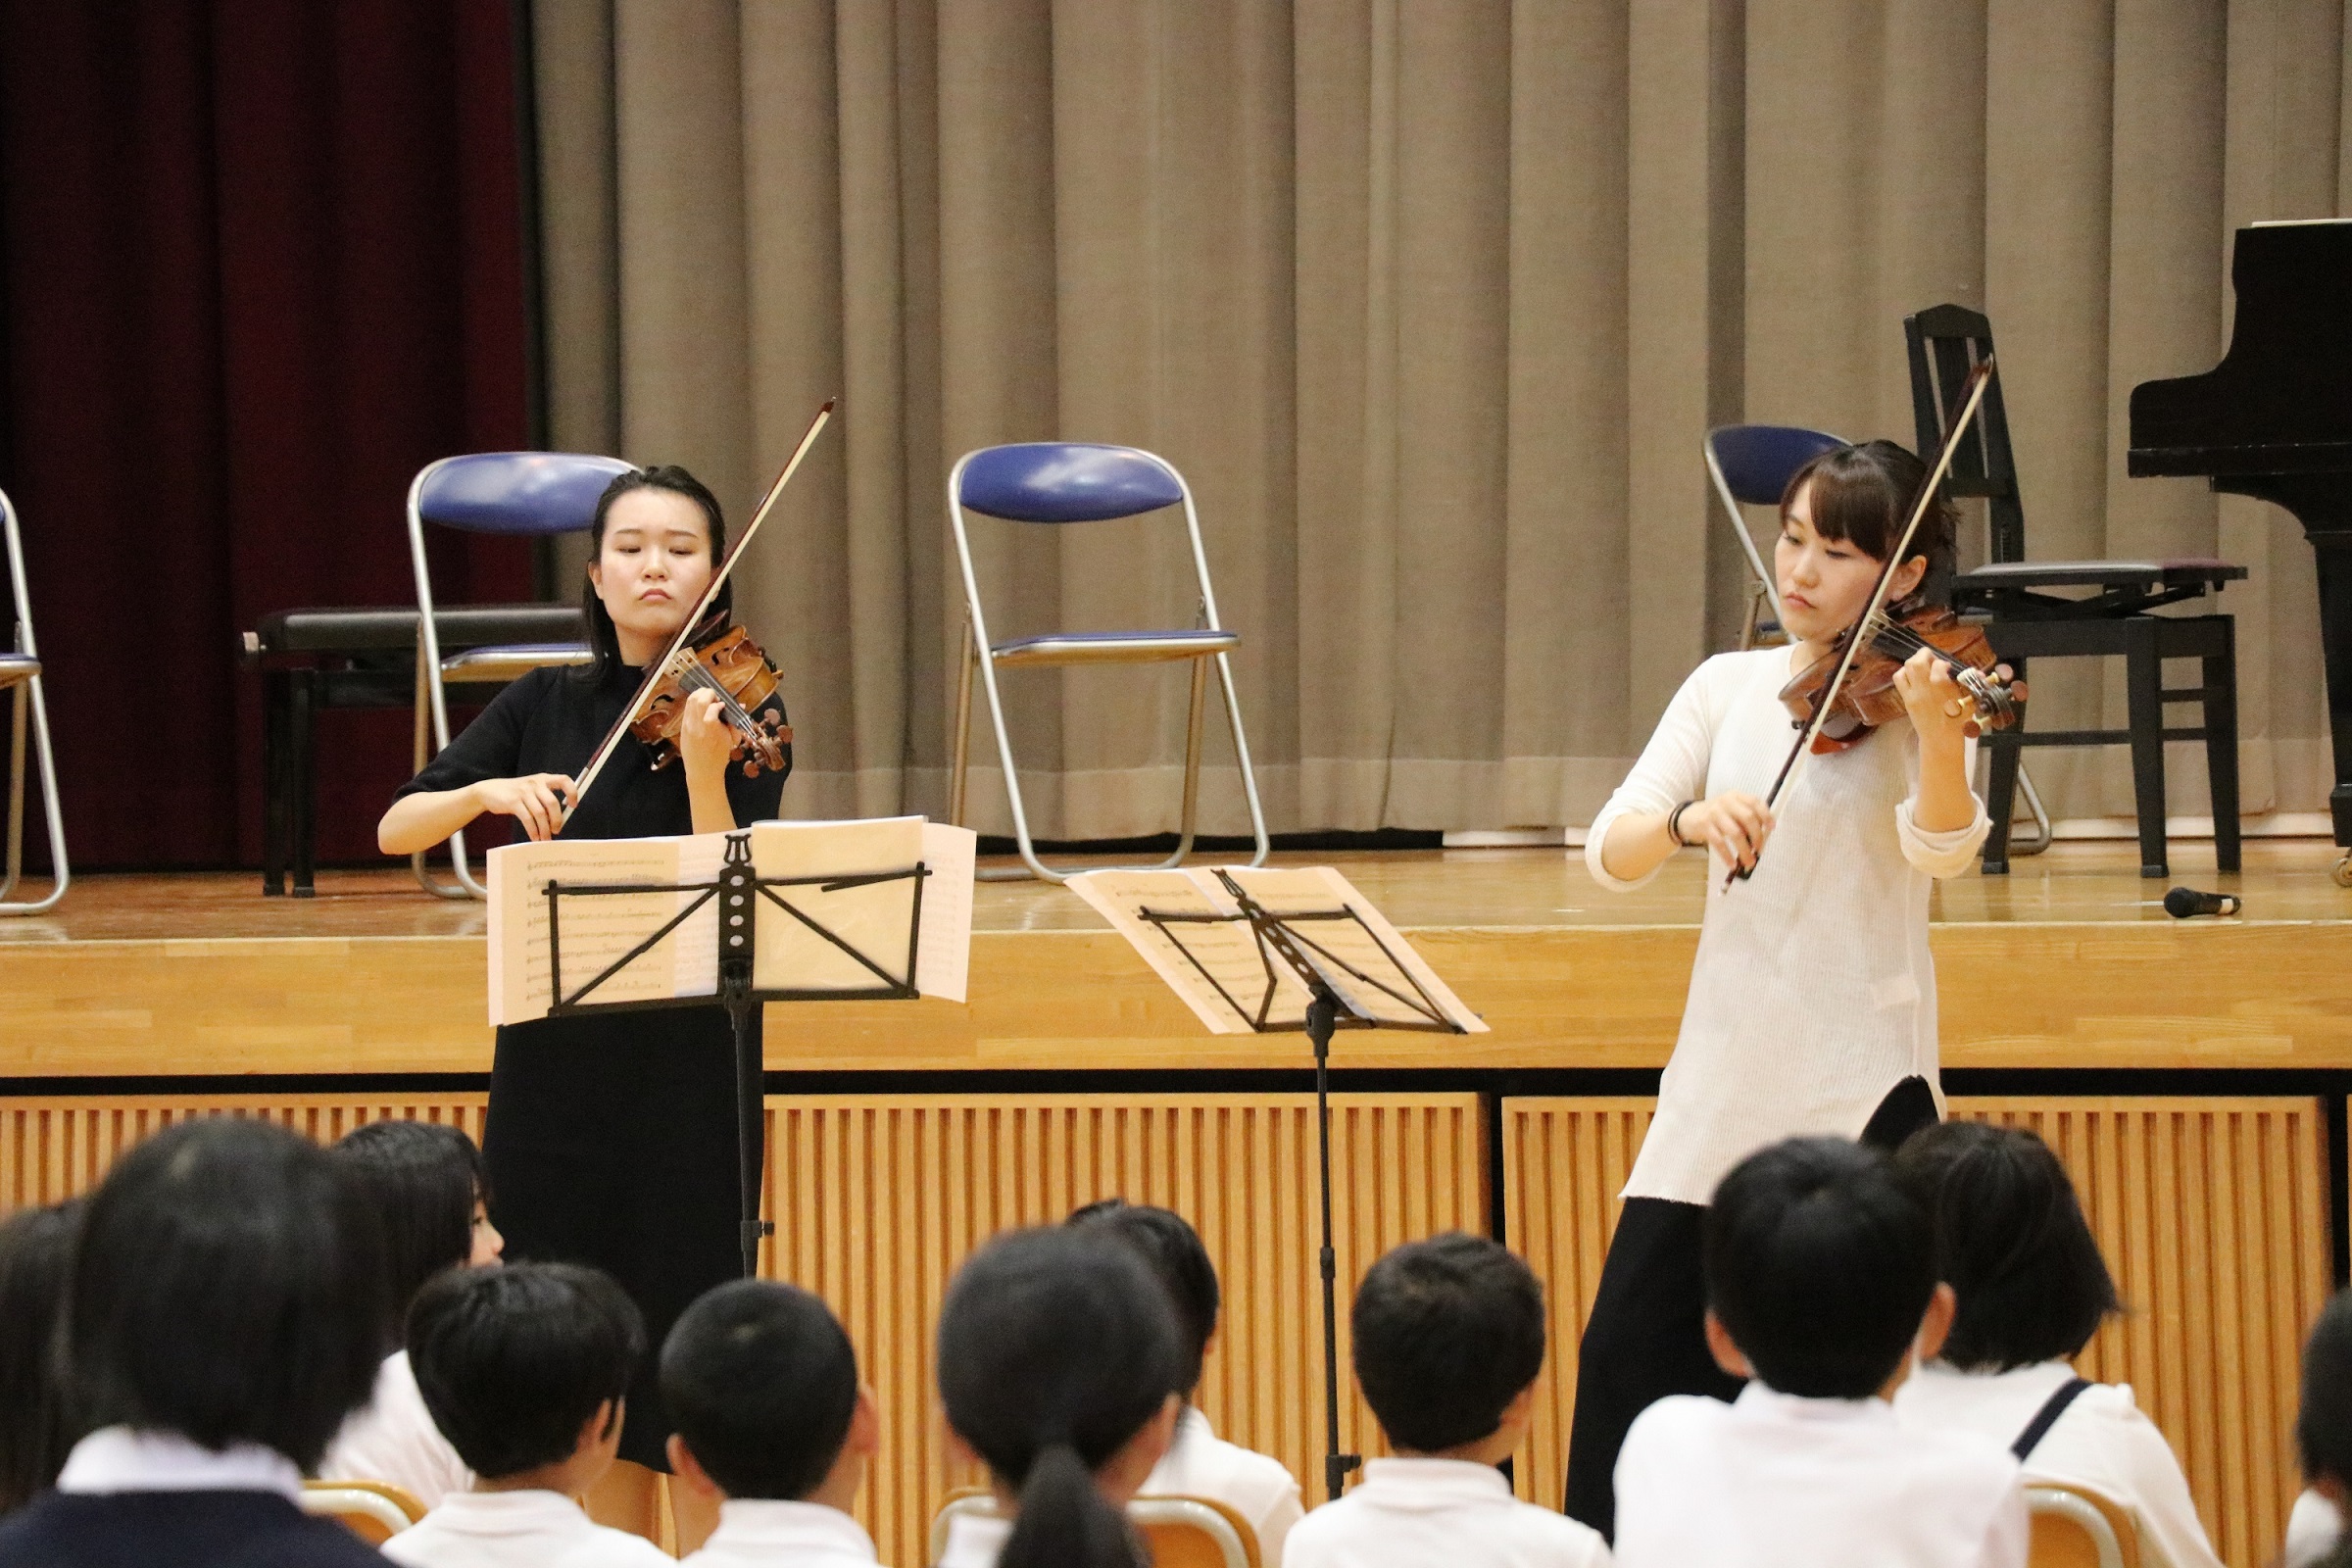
[[3, 843, 2350, 1078]]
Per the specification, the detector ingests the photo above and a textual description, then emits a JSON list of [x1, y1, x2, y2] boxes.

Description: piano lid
[[2128, 218, 2352, 478]]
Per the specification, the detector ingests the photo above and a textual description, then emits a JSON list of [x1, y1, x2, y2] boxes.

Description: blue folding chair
[[407, 452, 634, 898], [0, 488, 66, 913], [947, 443, 1270, 883], [1703, 424, 1847, 649]]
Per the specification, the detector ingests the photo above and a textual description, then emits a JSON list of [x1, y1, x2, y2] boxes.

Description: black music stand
[[541, 831, 927, 1277], [1127, 869, 1474, 1502]]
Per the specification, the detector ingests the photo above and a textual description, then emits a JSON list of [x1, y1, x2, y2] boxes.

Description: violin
[[629, 616, 793, 776], [1778, 601, 2024, 754]]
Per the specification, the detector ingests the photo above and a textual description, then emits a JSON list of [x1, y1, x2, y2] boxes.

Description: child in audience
[[935, 1226, 1187, 1568], [1612, 1136, 2026, 1568], [1891, 1121, 2223, 1568], [0, 1201, 79, 1516], [2288, 1292, 2352, 1568], [322, 1118, 505, 1507], [1067, 1199, 1305, 1567], [0, 1118, 386, 1567], [1286, 1232, 1609, 1568], [387, 1261, 671, 1568], [662, 1279, 882, 1567]]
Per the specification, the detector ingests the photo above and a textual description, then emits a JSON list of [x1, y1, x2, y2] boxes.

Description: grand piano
[[2130, 218, 2352, 884]]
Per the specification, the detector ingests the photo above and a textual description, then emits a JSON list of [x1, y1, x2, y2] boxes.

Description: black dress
[[394, 661, 789, 1470]]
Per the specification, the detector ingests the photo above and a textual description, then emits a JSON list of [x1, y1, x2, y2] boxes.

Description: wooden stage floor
[[5, 839, 2351, 1079]]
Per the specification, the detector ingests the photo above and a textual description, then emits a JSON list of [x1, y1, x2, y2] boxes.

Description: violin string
[[679, 660, 770, 742]]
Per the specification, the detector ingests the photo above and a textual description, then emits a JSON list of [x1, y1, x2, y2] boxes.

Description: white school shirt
[[1615, 1383, 2025, 1568], [319, 1348, 474, 1509], [380, 1489, 675, 1568], [1893, 1360, 2223, 1568], [1284, 1456, 1610, 1568], [1140, 1406, 1307, 1568], [935, 1509, 1011, 1568], [682, 1497, 880, 1568], [1585, 647, 1988, 1204], [56, 1426, 303, 1498], [2287, 1490, 2343, 1568]]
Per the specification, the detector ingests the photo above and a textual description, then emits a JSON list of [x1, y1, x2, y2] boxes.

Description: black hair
[[0, 1201, 81, 1513], [1066, 1200, 1220, 1397], [1893, 1121, 2119, 1369], [938, 1228, 1183, 1568], [67, 1118, 387, 1472], [1781, 439, 1959, 607], [577, 465, 730, 684], [408, 1261, 644, 1481], [1704, 1136, 1936, 1399], [2300, 1291, 2352, 1491], [1350, 1233, 1545, 1452], [661, 1280, 858, 1501], [329, 1120, 486, 1350]]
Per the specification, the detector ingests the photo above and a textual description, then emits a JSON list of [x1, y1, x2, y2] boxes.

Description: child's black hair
[[661, 1280, 858, 1501], [1704, 1136, 1936, 1399], [1781, 439, 1959, 606], [938, 1228, 1183, 1568], [329, 1119, 486, 1349], [407, 1261, 644, 1481], [67, 1118, 387, 1473], [1350, 1232, 1545, 1451], [2299, 1291, 2352, 1494], [0, 1201, 81, 1513], [1894, 1121, 2119, 1369], [1066, 1200, 1220, 1396]]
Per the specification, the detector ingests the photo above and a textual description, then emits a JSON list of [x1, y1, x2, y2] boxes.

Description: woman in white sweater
[[1564, 440, 1991, 1537], [1891, 1121, 2223, 1568]]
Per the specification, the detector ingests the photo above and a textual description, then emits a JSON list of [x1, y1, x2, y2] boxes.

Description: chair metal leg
[[1211, 649, 1270, 868], [2123, 617, 2169, 878], [1173, 655, 1210, 861], [411, 643, 477, 900], [2009, 764, 2053, 856], [0, 671, 68, 915], [949, 624, 976, 828], [2204, 616, 2241, 874]]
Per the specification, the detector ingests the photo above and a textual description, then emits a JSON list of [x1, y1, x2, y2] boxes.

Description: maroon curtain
[[0, 0, 532, 869]]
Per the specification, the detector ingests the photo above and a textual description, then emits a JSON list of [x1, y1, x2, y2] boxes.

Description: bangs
[[1782, 448, 1904, 561]]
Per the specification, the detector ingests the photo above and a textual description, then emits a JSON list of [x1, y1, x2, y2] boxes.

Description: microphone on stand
[[2163, 887, 2241, 918]]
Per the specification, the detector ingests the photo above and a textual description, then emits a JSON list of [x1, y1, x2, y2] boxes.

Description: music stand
[[493, 817, 974, 1277], [1066, 866, 1485, 1500]]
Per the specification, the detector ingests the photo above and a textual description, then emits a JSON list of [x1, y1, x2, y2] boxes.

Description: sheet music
[[748, 818, 928, 994], [488, 834, 729, 1025], [916, 821, 977, 1003], [1065, 865, 1487, 1035]]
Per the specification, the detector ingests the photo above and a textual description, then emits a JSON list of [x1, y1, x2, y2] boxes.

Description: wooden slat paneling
[[1498, 1095, 2329, 1568], [0, 1093, 489, 1214], [762, 1093, 1486, 1568]]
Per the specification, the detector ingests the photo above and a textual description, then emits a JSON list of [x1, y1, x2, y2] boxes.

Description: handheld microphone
[[2163, 887, 2241, 918]]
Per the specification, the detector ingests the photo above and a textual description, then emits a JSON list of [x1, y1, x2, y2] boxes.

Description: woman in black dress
[[376, 466, 786, 1547]]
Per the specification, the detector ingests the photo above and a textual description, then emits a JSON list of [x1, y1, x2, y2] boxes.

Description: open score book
[[485, 816, 975, 1025]]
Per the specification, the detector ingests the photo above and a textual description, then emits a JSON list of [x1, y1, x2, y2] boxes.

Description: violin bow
[[559, 399, 836, 825], [1724, 358, 1994, 892]]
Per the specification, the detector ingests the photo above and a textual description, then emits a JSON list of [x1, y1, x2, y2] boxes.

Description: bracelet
[[1666, 800, 1697, 849]]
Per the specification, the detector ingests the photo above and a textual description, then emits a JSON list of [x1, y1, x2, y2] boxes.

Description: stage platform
[[3, 840, 2350, 1078], [1, 840, 2345, 1568]]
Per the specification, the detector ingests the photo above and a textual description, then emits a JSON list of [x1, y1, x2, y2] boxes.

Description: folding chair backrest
[[300, 1479, 425, 1545], [1707, 425, 1847, 508], [956, 442, 1187, 522], [1905, 304, 2028, 564], [415, 452, 636, 537], [2024, 1483, 2139, 1568]]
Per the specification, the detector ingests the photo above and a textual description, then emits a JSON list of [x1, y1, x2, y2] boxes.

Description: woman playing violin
[[1560, 440, 1991, 1537], [376, 466, 788, 1547]]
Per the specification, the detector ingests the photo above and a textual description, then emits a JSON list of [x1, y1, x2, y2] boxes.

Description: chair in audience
[[0, 487, 67, 914], [928, 1490, 1260, 1568], [300, 1479, 424, 1545], [946, 442, 1269, 882], [407, 452, 632, 899], [2025, 1482, 2140, 1568], [1906, 306, 2246, 878]]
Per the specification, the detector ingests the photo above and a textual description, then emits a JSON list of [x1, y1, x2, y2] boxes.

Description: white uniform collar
[[56, 1426, 303, 1498], [709, 1497, 878, 1558], [1734, 1380, 1899, 1425], [1355, 1454, 1514, 1499]]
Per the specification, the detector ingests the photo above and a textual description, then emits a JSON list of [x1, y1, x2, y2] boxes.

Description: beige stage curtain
[[533, 0, 2352, 837]]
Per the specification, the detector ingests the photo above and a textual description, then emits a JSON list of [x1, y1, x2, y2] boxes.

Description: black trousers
[[1561, 1074, 1938, 1539]]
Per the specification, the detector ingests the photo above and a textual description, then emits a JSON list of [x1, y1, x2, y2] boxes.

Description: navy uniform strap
[[2012, 1376, 2092, 1460]]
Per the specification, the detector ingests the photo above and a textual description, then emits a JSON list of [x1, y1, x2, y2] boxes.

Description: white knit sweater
[[1586, 647, 1989, 1205]]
